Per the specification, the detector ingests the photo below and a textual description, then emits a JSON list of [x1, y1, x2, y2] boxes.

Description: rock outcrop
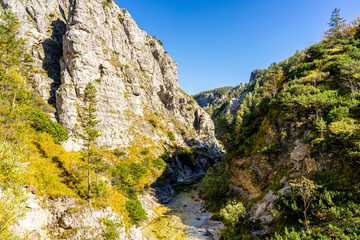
[[0, 0, 224, 238], [0, 0, 221, 154], [10, 193, 127, 240]]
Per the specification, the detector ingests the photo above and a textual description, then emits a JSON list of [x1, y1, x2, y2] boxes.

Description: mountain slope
[[0, 0, 223, 239], [200, 16, 360, 239]]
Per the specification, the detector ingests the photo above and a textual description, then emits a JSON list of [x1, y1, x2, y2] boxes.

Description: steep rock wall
[[0, 0, 221, 155]]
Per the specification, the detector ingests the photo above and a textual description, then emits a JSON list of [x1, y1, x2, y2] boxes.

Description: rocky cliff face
[[0, 0, 223, 238], [0, 0, 221, 154]]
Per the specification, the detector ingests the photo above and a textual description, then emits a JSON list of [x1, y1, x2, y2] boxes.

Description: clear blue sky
[[114, 0, 360, 95]]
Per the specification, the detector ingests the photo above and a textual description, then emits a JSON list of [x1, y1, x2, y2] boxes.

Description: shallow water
[[142, 186, 224, 240]]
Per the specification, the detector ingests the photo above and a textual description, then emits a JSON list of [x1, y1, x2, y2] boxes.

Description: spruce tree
[[326, 8, 346, 37], [80, 82, 99, 206], [0, 9, 33, 107]]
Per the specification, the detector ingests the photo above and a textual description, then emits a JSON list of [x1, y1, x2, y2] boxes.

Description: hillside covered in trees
[[199, 10, 360, 239]]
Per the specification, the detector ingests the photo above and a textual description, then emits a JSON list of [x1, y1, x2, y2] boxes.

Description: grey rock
[[1, 0, 222, 155]]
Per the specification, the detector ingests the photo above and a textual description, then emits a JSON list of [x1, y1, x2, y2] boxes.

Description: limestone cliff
[[0, 0, 224, 239], [0, 0, 221, 154]]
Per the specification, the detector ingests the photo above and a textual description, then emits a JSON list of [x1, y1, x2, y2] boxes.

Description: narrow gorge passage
[[143, 183, 224, 240]]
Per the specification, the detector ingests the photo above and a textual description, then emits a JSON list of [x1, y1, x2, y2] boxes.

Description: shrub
[[129, 163, 147, 183], [327, 106, 349, 122], [30, 108, 69, 143], [152, 157, 166, 170], [139, 148, 149, 155], [0, 142, 28, 238], [125, 199, 147, 225], [103, 218, 122, 240], [113, 149, 126, 157], [168, 131, 175, 141], [149, 119, 157, 128], [117, 14, 123, 23], [102, 0, 110, 7], [220, 201, 246, 228], [49, 13, 55, 18]]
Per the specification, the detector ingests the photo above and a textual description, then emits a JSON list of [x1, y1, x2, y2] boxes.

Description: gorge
[[1, 0, 360, 239]]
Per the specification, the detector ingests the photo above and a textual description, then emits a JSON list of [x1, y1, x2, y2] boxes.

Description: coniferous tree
[[326, 8, 346, 37], [80, 82, 99, 206], [0, 9, 32, 107], [263, 63, 283, 101]]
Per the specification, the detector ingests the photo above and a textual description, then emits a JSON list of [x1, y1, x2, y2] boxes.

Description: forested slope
[[200, 12, 360, 239]]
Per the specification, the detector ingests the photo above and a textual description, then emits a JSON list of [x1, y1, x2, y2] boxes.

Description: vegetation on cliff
[[201, 10, 360, 239]]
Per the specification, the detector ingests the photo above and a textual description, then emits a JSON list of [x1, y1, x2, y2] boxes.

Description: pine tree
[[315, 117, 327, 138], [338, 57, 360, 97], [0, 9, 33, 107], [326, 8, 346, 37], [263, 63, 283, 101], [80, 82, 99, 206]]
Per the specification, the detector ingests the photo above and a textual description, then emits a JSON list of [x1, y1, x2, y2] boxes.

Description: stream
[[142, 184, 224, 240]]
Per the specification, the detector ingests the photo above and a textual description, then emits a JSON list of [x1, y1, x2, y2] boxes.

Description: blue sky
[[115, 0, 360, 95]]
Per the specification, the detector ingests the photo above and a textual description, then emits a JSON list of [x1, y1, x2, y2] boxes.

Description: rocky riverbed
[[142, 185, 224, 240]]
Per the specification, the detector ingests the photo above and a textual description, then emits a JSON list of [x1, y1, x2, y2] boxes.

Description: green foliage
[[326, 8, 346, 37], [220, 201, 246, 228], [103, 218, 122, 240], [148, 119, 157, 127], [202, 12, 360, 240], [152, 157, 166, 170], [327, 105, 349, 122], [270, 227, 312, 240], [102, 0, 110, 7], [139, 148, 149, 155], [111, 162, 147, 198], [117, 14, 124, 24], [200, 163, 229, 211], [30, 108, 69, 143], [113, 149, 126, 157], [314, 117, 327, 138], [328, 117, 357, 137], [0, 142, 28, 237], [167, 131, 175, 141], [125, 199, 147, 226], [80, 82, 99, 205]]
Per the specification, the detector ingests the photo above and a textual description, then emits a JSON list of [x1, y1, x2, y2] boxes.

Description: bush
[[129, 163, 147, 183], [327, 106, 349, 122], [30, 108, 69, 143], [149, 119, 157, 128], [103, 218, 122, 240], [125, 199, 147, 225], [168, 131, 175, 141], [220, 201, 246, 228], [152, 157, 166, 170], [139, 148, 149, 155], [0, 142, 28, 238], [102, 0, 110, 7], [113, 149, 126, 157]]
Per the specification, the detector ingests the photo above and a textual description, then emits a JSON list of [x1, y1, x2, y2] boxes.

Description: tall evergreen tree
[[80, 82, 99, 206], [0, 9, 32, 107], [326, 8, 346, 37]]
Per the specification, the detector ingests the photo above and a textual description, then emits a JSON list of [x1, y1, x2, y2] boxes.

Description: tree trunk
[[88, 151, 91, 206]]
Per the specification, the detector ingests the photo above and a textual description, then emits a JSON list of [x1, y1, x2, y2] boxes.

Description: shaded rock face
[[1, 0, 221, 154], [152, 147, 222, 203]]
